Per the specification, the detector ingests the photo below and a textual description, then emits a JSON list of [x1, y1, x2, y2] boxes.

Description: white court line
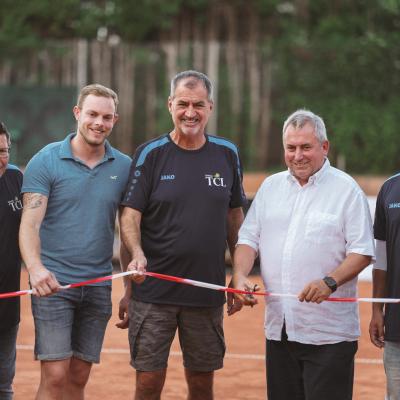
[[16, 344, 383, 364], [356, 358, 383, 365]]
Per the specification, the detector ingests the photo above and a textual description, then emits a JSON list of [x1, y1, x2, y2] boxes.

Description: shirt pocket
[[305, 211, 341, 245]]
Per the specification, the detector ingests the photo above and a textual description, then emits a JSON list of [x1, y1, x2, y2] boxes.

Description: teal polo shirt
[[22, 133, 131, 284]]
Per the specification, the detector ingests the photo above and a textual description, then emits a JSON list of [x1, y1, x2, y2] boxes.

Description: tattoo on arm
[[23, 193, 45, 209]]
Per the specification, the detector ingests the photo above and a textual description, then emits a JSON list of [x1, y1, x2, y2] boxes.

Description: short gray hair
[[170, 70, 213, 102], [282, 109, 327, 143]]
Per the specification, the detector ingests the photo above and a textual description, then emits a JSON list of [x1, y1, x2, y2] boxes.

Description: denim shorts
[[128, 300, 225, 372], [0, 324, 18, 400], [31, 285, 112, 363]]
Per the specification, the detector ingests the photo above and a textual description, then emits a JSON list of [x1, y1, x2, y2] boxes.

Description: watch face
[[323, 277, 337, 292]]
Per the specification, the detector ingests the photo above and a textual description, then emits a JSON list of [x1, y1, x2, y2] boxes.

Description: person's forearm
[[120, 240, 132, 294], [19, 193, 48, 272], [328, 253, 371, 287], [226, 207, 244, 259], [372, 269, 387, 314], [228, 243, 259, 309], [120, 241, 130, 272], [299, 253, 371, 303], [118, 207, 132, 273], [19, 223, 43, 271], [120, 207, 147, 284], [120, 207, 144, 258], [19, 193, 60, 295], [232, 244, 257, 279]]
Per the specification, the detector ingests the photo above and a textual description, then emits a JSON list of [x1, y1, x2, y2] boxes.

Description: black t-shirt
[[374, 173, 400, 341], [0, 164, 23, 331], [122, 134, 247, 307]]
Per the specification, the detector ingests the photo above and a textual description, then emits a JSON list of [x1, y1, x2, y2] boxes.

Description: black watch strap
[[322, 276, 337, 293]]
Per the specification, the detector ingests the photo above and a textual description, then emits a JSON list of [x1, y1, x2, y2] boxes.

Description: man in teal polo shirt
[[19, 84, 131, 399]]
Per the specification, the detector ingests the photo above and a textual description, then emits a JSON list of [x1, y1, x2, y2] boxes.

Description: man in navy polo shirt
[[119, 70, 246, 400], [19, 84, 131, 399]]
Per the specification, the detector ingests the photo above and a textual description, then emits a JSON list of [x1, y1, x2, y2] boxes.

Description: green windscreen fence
[[0, 86, 76, 166]]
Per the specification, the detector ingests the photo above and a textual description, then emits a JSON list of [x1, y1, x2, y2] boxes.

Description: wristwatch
[[322, 276, 337, 293]]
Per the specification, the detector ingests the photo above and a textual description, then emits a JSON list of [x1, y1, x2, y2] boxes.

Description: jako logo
[[389, 203, 400, 209], [205, 173, 226, 187], [161, 174, 175, 181]]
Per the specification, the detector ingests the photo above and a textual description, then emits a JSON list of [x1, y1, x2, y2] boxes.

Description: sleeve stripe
[[385, 172, 400, 183], [208, 136, 239, 157], [6, 164, 20, 171], [135, 137, 169, 168], [208, 136, 241, 173]]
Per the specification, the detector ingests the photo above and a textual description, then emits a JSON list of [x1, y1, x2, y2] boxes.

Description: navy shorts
[[31, 285, 112, 363]]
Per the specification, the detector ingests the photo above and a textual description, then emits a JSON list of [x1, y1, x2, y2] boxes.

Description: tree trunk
[[205, 6, 220, 135], [114, 43, 135, 155], [145, 53, 157, 140], [248, 9, 261, 169], [221, 3, 241, 143], [76, 39, 88, 89], [193, 22, 205, 71], [178, 11, 191, 67], [161, 21, 179, 84], [90, 41, 112, 86], [258, 60, 273, 169]]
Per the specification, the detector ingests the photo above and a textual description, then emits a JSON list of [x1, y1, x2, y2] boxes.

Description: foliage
[[1, 0, 400, 173], [269, 0, 400, 173], [0, 0, 205, 54]]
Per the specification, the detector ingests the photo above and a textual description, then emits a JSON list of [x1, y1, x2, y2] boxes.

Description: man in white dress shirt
[[229, 109, 375, 400]]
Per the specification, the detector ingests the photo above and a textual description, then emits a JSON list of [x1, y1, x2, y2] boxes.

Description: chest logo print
[[110, 176, 118, 180], [205, 173, 226, 187], [8, 196, 23, 212], [161, 174, 175, 181], [389, 203, 400, 209]]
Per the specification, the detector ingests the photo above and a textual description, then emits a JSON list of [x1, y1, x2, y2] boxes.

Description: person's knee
[[40, 361, 69, 391], [186, 370, 214, 399], [68, 370, 90, 389], [135, 370, 166, 398], [68, 358, 92, 388]]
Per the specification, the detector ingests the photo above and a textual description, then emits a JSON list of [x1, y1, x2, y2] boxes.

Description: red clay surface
[[14, 270, 385, 399]]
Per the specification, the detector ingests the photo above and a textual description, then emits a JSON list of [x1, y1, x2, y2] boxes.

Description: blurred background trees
[[0, 0, 399, 174]]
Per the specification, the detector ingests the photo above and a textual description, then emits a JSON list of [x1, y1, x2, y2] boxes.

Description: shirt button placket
[[281, 186, 303, 338]]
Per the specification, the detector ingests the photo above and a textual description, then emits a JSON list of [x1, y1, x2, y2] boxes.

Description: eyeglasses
[[0, 147, 11, 158]]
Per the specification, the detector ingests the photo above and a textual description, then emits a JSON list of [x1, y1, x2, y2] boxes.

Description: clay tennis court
[[13, 269, 385, 399]]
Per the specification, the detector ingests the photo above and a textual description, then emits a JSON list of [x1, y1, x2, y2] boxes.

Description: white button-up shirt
[[238, 160, 375, 345]]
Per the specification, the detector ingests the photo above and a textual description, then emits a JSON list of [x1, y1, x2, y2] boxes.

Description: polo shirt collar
[[59, 132, 115, 161], [287, 158, 330, 186]]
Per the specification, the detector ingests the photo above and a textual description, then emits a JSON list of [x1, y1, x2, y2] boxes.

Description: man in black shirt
[[119, 70, 246, 399], [370, 174, 400, 399], [0, 122, 22, 400]]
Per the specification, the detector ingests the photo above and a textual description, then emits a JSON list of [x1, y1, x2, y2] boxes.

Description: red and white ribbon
[[1, 270, 399, 303]]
